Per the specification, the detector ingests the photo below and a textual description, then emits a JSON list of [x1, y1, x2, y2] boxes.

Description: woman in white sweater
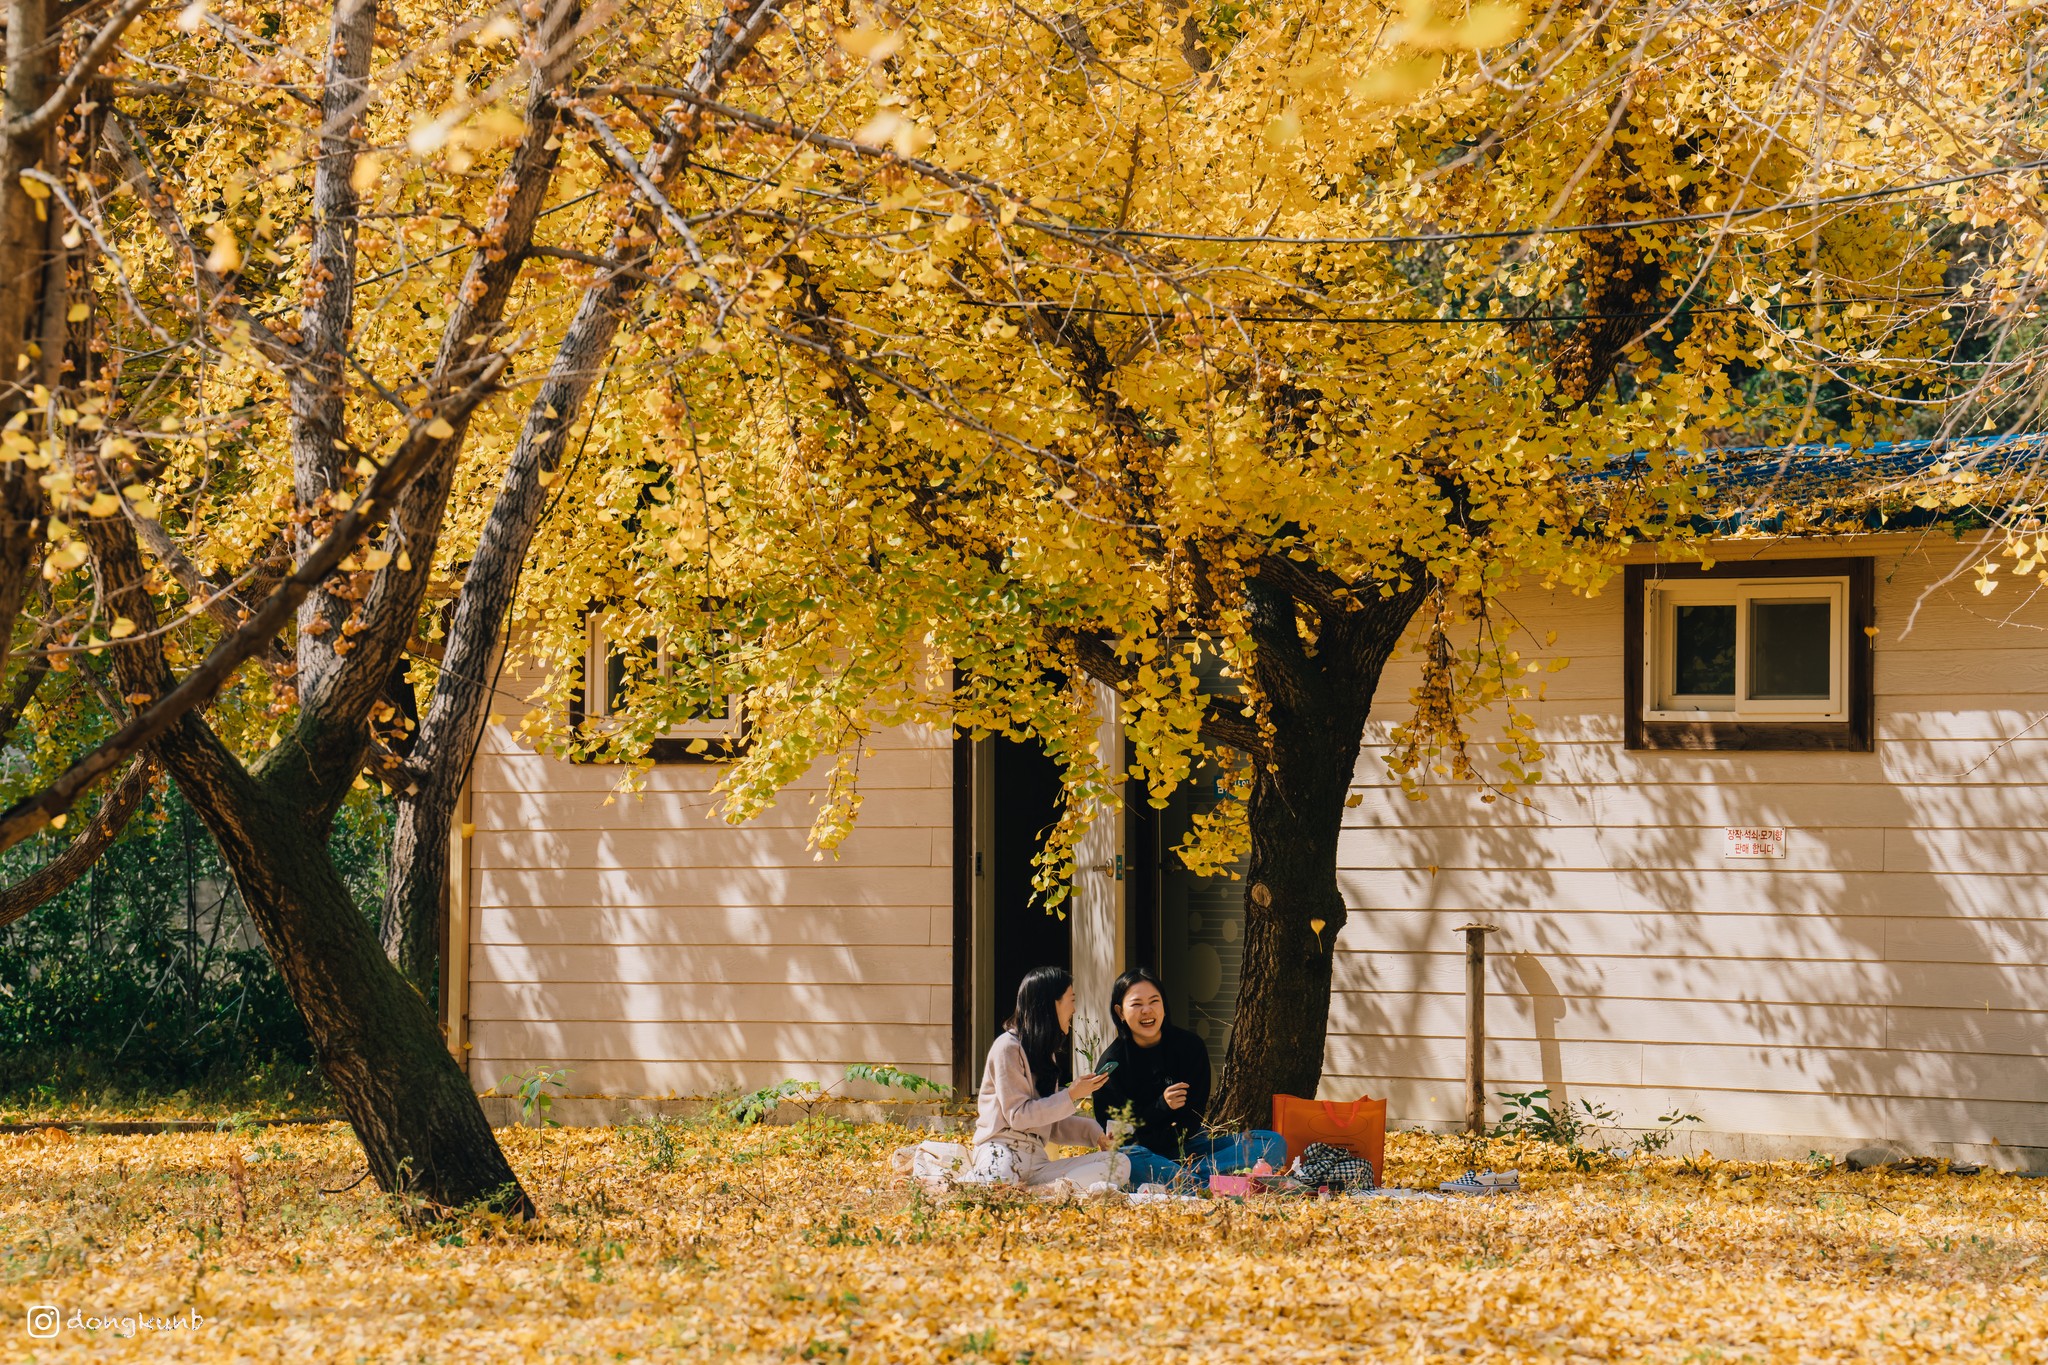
[[961, 966, 1130, 1188]]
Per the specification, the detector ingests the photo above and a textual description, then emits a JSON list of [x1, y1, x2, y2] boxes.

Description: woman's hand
[[1096, 1131, 1117, 1151], [1068, 1070, 1109, 1100], [1162, 1081, 1190, 1110]]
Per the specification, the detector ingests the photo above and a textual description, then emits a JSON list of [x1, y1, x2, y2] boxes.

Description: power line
[[948, 289, 1961, 326], [678, 105, 2047, 249], [1021, 158, 2048, 247], [106, 147, 2039, 373]]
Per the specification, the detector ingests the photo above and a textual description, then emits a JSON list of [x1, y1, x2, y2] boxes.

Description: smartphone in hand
[[1095, 1059, 1119, 1074]]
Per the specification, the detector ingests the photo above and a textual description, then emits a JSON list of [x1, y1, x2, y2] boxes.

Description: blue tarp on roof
[[1591, 431, 2048, 533]]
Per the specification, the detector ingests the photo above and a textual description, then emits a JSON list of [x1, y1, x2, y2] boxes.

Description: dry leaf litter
[[3, 1122, 2044, 1362]]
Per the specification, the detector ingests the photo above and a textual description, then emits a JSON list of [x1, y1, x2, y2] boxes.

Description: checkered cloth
[[1290, 1142, 1376, 1192]]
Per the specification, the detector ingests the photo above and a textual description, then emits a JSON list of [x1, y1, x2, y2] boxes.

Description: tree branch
[[378, 0, 796, 980], [0, 754, 155, 930], [315, 0, 586, 731], [0, 364, 506, 854], [1, 0, 153, 140], [119, 491, 288, 663], [105, 116, 308, 370], [0, 630, 53, 750], [1251, 550, 1364, 616], [405, 0, 799, 784], [1058, 628, 1268, 757]]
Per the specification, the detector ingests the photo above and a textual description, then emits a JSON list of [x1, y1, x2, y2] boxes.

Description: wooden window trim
[[567, 681, 750, 763], [1623, 557, 1873, 752], [566, 611, 749, 765]]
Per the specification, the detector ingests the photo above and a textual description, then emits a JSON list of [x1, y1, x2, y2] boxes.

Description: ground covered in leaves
[[4, 1118, 2045, 1362]]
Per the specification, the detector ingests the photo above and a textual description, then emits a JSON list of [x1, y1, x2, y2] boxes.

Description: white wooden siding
[[463, 699, 953, 1098], [1331, 534, 2048, 1156]]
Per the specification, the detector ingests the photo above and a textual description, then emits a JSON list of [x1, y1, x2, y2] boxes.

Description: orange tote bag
[[1271, 1094, 1387, 1181]]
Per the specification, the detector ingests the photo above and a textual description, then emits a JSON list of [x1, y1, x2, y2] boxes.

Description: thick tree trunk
[[191, 744, 528, 1217], [1210, 567, 1427, 1129], [84, 500, 534, 1219], [0, 0, 56, 681], [231, 800, 521, 1212], [381, 773, 459, 987]]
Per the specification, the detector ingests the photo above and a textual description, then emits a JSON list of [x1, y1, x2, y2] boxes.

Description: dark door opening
[[1157, 754, 1250, 1086], [987, 735, 1070, 1039]]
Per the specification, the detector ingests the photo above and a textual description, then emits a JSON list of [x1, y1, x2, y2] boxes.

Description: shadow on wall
[[1332, 551, 2048, 1158], [1508, 953, 1569, 1110], [464, 717, 953, 1101]]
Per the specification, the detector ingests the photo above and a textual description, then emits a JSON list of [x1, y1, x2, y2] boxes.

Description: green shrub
[[0, 788, 386, 1111]]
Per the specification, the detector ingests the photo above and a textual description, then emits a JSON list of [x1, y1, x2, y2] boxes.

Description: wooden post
[[1456, 923, 1497, 1135]]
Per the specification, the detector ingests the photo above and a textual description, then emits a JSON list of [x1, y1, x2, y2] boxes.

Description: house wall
[[462, 708, 955, 1099], [1328, 533, 2048, 1160]]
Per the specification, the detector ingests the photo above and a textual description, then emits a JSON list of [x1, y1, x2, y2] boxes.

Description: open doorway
[[1156, 753, 1250, 1085], [972, 736, 1070, 1071], [964, 740, 1248, 1089]]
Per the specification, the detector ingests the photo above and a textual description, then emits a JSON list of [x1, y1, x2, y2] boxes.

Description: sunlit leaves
[[6, 1123, 2046, 1360]]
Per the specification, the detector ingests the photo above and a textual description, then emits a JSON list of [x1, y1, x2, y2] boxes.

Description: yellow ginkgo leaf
[[1452, 2, 1528, 48], [836, 24, 903, 62], [854, 110, 909, 150], [1352, 56, 1442, 104], [204, 222, 241, 273], [350, 152, 385, 194], [1263, 110, 1303, 147], [108, 617, 136, 639]]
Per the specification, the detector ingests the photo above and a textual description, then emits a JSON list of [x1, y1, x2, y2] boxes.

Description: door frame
[[956, 688, 1133, 1092]]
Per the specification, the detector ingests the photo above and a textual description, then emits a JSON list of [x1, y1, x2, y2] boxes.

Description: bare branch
[[572, 108, 730, 312]]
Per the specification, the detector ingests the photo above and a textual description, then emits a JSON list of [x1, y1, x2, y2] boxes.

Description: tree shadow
[[1332, 545, 2048, 1168]]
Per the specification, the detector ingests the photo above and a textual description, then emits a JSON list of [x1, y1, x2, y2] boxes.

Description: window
[[572, 612, 744, 762], [1624, 558, 1872, 751]]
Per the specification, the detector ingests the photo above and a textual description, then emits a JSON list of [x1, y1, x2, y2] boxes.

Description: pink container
[[1209, 1160, 1282, 1198]]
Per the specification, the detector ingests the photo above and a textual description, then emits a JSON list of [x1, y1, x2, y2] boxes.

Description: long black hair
[[1004, 965, 1073, 1097], [1108, 966, 1170, 1043]]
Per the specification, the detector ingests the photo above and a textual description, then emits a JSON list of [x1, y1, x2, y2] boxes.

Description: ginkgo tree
[[7, 0, 2040, 1214], [0, 0, 818, 1215], [502, 0, 2048, 1126]]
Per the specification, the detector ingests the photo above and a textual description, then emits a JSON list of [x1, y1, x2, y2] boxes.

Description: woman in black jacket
[[1090, 968, 1286, 1188]]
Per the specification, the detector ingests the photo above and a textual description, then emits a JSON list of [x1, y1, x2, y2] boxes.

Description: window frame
[[568, 610, 747, 764], [1623, 557, 1873, 752]]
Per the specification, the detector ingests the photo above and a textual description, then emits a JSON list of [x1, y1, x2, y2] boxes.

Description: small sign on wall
[[1724, 827, 1787, 859]]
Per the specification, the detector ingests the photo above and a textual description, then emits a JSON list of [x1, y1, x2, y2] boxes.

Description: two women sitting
[[960, 963, 1285, 1190]]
